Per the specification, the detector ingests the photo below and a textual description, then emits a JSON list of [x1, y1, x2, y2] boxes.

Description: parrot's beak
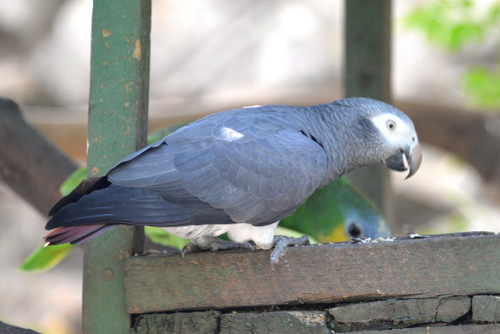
[[384, 142, 422, 179], [404, 142, 422, 179]]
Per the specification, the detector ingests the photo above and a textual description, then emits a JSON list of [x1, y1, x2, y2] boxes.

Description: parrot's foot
[[182, 236, 252, 257], [270, 235, 310, 269]]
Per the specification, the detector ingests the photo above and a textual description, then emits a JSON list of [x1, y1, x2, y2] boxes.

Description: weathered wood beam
[[125, 232, 500, 314], [0, 98, 78, 216], [398, 100, 500, 188]]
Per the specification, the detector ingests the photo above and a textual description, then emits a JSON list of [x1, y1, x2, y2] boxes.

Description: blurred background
[[1, 0, 500, 332]]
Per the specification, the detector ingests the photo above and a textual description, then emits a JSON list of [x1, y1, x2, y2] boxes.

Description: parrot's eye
[[347, 222, 362, 238], [386, 120, 396, 130]]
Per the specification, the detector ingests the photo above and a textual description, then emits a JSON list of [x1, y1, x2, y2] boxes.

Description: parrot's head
[[371, 111, 422, 179], [334, 98, 422, 179], [325, 213, 391, 242], [343, 212, 391, 239], [326, 181, 392, 242]]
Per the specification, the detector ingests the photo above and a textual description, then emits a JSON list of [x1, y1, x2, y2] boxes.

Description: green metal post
[[344, 0, 394, 225], [83, 0, 151, 332]]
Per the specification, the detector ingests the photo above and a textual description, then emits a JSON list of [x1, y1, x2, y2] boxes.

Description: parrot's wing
[[108, 115, 328, 225]]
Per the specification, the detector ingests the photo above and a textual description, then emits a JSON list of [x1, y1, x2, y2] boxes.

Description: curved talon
[[181, 243, 202, 257], [270, 235, 310, 269]]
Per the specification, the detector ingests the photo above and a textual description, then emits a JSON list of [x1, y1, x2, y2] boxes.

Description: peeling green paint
[[84, 0, 151, 333]]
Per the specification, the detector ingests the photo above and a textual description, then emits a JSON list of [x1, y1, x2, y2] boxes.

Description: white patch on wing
[[163, 221, 279, 249], [219, 126, 244, 142]]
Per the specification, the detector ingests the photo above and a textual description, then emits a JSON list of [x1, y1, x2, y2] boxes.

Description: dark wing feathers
[[46, 185, 199, 229], [106, 111, 328, 225], [109, 144, 187, 189]]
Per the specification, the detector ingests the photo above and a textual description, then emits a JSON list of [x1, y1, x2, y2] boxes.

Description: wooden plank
[[83, 0, 151, 333], [344, 0, 394, 224], [125, 232, 500, 313]]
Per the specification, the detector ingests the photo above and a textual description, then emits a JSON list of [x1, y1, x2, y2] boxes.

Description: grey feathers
[[108, 108, 328, 225], [46, 97, 419, 242]]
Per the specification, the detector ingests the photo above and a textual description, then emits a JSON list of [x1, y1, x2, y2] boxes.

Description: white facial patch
[[218, 126, 244, 142], [370, 113, 416, 146]]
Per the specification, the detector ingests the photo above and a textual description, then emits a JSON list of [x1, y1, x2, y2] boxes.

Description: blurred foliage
[[19, 243, 75, 273], [403, 0, 500, 51], [419, 212, 469, 235], [403, 0, 500, 109], [144, 226, 190, 249], [464, 66, 500, 107], [59, 167, 86, 196]]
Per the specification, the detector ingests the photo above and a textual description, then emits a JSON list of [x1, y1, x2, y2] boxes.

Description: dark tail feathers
[[49, 177, 110, 216]]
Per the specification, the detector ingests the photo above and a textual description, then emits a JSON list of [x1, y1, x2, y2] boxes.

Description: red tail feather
[[44, 225, 114, 245]]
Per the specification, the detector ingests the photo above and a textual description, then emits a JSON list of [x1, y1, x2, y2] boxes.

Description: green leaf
[[402, 0, 500, 108], [19, 243, 75, 273], [20, 167, 84, 273], [60, 167, 86, 196], [402, 0, 491, 52], [464, 65, 500, 109], [144, 226, 190, 249]]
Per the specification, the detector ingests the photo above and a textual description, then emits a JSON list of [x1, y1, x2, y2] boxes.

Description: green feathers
[[281, 177, 390, 242]]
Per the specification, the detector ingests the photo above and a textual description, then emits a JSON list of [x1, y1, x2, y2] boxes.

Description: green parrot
[[21, 123, 390, 272], [281, 177, 391, 242]]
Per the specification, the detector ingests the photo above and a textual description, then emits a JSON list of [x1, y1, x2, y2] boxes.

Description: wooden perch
[[125, 232, 500, 314], [0, 98, 78, 216], [127, 232, 500, 332]]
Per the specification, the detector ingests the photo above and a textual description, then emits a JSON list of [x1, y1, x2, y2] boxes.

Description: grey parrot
[[44, 97, 422, 264]]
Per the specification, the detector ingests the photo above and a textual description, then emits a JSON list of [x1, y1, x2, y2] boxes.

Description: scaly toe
[[270, 235, 310, 269]]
